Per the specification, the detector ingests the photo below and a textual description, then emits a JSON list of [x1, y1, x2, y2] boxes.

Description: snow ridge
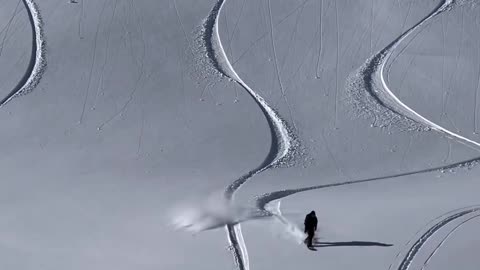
[[200, 0, 298, 269], [255, 155, 479, 211], [1, 0, 46, 106]]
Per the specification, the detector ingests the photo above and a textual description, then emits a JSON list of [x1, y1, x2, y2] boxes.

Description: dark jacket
[[304, 211, 318, 233]]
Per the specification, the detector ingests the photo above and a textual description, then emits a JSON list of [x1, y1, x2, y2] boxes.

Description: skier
[[304, 211, 318, 248]]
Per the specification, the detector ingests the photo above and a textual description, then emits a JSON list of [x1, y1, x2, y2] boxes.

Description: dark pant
[[306, 230, 315, 247]]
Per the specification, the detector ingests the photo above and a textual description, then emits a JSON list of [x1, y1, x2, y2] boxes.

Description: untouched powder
[[1, 0, 46, 107]]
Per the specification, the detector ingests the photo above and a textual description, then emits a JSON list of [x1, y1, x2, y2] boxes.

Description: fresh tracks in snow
[[199, 0, 298, 269], [419, 213, 480, 270], [347, 0, 480, 151], [0, 0, 46, 107], [256, 185, 480, 270], [255, 155, 479, 212], [392, 206, 480, 270]]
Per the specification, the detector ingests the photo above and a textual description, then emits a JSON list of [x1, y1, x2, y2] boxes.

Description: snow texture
[[1, 0, 480, 270]]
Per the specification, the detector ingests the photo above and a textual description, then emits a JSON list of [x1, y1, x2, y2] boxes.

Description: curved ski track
[[386, 205, 479, 270], [394, 207, 480, 270], [1, 0, 46, 107], [419, 213, 480, 270], [367, 0, 480, 150], [202, 1, 294, 270], [255, 156, 478, 211]]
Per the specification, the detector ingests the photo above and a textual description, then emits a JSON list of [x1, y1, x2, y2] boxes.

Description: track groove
[[200, 0, 297, 269], [420, 214, 480, 270], [396, 207, 480, 270], [0, 0, 46, 107]]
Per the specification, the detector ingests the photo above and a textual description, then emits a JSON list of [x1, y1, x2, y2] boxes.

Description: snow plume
[[169, 191, 268, 234], [266, 200, 306, 245]]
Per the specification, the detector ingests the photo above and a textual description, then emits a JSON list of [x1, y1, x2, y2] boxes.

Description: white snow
[[1, 0, 480, 270]]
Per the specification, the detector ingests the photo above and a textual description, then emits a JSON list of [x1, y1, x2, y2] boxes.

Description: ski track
[[0, 0, 22, 59], [347, 0, 480, 150], [201, 1, 295, 269], [255, 153, 479, 211], [0, 0, 46, 107], [386, 205, 478, 270], [395, 207, 480, 270], [419, 213, 480, 270]]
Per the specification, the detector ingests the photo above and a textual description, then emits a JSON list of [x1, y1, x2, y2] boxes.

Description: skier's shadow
[[312, 240, 393, 248]]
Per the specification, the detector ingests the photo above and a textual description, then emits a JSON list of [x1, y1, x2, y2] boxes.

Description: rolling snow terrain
[[0, 0, 480, 269]]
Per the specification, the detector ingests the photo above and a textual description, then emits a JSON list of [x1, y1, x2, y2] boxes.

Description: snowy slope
[[0, 0, 479, 270]]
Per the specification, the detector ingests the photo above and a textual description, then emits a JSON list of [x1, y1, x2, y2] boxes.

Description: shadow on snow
[[312, 240, 393, 248]]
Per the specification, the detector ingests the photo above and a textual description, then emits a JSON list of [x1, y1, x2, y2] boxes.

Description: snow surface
[[1, 0, 480, 269]]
